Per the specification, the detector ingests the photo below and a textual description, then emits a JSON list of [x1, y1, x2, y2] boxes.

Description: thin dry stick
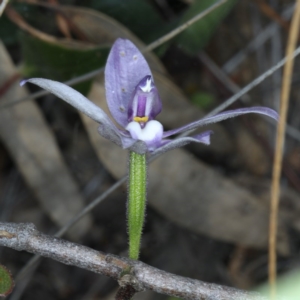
[[198, 51, 300, 142], [222, 4, 294, 73], [15, 176, 127, 282], [0, 0, 9, 16], [269, 0, 300, 298], [0, 222, 268, 300], [144, 0, 227, 52], [177, 45, 300, 140], [0, 67, 104, 109], [207, 44, 300, 118]]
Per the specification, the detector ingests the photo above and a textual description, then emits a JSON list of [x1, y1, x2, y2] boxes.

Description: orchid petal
[[163, 107, 279, 138], [126, 120, 163, 149], [22, 78, 124, 144], [153, 131, 213, 156], [105, 38, 153, 127]]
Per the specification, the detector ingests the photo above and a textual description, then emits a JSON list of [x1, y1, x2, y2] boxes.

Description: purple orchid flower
[[21, 39, 279, 155]]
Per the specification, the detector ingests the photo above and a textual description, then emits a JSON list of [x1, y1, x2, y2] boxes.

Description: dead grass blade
[[269, 1, 300, 298]]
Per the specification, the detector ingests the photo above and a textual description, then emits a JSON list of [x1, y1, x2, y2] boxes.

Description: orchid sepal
[[163, 107, 279, 139], [21, 78, 130, 147], [152, 130, 213, 157], [104, 38, 154, 128]]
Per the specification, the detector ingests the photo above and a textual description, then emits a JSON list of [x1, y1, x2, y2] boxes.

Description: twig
[[0, 67, 104, 109], [222, 5, 294, 73], [200, 50, 300, 143], [269, 0, 300, 299], [206, 44, 300, 118], [198, 52, 249, 100], [0, 222, 267, 300], [15, 175, 127, 281], [176, 45, 300, 140], [144, 0, 227, 52], [14, 138, 196, 282], [198, 52, 300, 192], [0, 0, 9, 17]]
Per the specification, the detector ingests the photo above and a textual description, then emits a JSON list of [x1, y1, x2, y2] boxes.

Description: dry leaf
[[0, 41, 92, 239]]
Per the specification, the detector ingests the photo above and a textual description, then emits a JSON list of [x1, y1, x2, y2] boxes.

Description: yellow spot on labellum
[[133, 116, 149, 123]]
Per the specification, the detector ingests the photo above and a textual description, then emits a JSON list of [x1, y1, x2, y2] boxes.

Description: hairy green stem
[[128, 151, 147, 260]]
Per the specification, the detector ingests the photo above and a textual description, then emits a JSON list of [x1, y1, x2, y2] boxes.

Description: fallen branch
[[0, 222, 267, 300]]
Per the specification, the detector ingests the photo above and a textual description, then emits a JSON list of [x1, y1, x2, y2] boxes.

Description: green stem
[[128, 151, 147, 260]]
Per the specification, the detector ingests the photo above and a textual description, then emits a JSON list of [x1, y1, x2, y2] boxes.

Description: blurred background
[[1, 0, 300, 299]]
